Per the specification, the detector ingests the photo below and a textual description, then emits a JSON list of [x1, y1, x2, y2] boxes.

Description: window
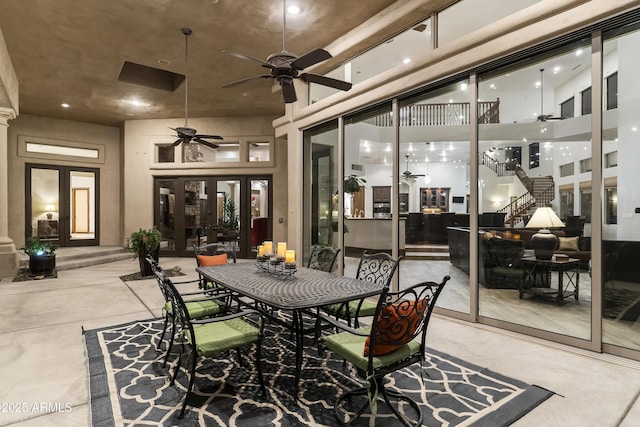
[[606, 72, 618, 110], [528, 142, 539, 169], [560, 162, 574, 177], [581, 87, 592, 115], [559, 189, 574, 220], [560, 97, 574, 118], [605, 151, 618, 168], [156, 145, 175, 163], [249, 142, 270, 162], [580, 189, 592, 223], [579, 158, 592, 173], [605, 187, 617, 224]]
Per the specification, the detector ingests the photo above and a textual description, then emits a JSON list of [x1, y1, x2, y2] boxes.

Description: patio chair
[[318, 275, 450, 426], [321, 251, 401, 327], [161, 272, 266, 418], [307, 245, 341, 272], [193, 242, 237, 289], [146, 255, 230, 367]]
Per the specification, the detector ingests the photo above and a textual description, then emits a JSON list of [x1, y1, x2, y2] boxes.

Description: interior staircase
[[19, 246, 132, 272]]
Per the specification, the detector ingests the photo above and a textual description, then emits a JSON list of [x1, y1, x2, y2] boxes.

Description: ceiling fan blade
[[299, 73, 352, 91], [222, 50, 273, 68], [291, 48, 332, 70], [196, 134, 224, 140], [172, 138, 185, 146], [280, 79, 297, 103], [222, 75, 273, 88], [194, 138, 220, 149]]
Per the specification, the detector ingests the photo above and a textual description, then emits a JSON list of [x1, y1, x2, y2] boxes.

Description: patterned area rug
[[84, 318, 552, 427]]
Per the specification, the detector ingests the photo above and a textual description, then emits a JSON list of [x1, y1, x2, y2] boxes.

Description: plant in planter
[[21, 237, 58, 275], [126, 227, 162, 276], [344, 175, 366, 194], [221, 192, 239, 235]]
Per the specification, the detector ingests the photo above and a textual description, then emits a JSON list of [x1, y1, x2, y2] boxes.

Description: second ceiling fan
[[172, 28, 223, 150], [221, 0, 352, 103]]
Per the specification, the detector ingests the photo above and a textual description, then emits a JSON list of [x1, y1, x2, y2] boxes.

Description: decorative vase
[[531, 230, 557, 260], [29, 254, 56, 274]]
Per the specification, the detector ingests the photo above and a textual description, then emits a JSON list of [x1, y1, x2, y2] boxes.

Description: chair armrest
[[315, 310, 369, 337], [171, 278, 201, 285], [190, 309, 264, 327]]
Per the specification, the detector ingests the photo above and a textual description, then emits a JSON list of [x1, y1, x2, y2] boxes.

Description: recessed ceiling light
[[125, 98, 149, 108], [287, 4, 301, 14], [61, 103, 70, 108], [402, 58, 411, 64], [203, 0, 219, 4], [158, 59, 171, 66]]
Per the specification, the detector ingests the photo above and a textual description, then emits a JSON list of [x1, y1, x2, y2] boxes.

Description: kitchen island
[[344, 217, 405, 256]]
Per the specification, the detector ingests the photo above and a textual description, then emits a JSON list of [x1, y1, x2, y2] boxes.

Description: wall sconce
[[45, 204, 55, 220]]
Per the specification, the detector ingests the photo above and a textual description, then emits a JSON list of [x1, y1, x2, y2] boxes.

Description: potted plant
[[21, 236, 58, 275], [221, 193, 239, 235], [126, 227, 162, 276], [344, 175, 366, 194]]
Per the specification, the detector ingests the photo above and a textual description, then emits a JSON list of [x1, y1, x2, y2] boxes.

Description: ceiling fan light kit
[[221, 0, 352, 103], [171, 27, 223, 150]]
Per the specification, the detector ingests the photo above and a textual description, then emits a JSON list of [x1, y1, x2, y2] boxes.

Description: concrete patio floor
[[0, 256, 638, 426]]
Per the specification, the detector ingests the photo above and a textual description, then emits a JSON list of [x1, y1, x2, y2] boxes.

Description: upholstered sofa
[[495, 229, 591, 268]]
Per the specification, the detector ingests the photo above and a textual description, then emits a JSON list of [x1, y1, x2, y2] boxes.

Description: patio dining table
[[196, 262, 384, 399]]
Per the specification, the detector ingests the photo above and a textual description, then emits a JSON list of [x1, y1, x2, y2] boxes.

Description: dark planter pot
[[29, 254, 56, 274], [138, 248, 160, 276]]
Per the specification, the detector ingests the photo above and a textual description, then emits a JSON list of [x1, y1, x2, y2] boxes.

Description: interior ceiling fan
[[536, 68, 563, 122], [221, 0, 353, 103], [402, 154, 426, 179], [171, 28, 223, 150]]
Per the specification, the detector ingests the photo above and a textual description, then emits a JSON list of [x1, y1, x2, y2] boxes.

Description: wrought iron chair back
[[355, 251, 401, 287], [160, 271, 266, 418], [307, 245, 341, 272]]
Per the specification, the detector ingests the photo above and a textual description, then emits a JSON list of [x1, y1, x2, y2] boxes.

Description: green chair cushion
[[323, 299, 377, 319], [164, 299, 223, 318], [188, 318, 260, 356], [323, 327, 420, 372]]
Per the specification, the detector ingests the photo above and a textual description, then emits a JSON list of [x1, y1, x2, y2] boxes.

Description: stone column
[[0, 107, 18, 278]]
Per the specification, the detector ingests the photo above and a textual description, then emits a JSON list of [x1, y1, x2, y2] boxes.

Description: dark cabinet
[[420, 187, 450, 211], [399, 193, 409, 213], [372, 186, 391, 202]]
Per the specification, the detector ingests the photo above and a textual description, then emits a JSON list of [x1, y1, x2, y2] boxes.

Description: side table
[[519, 256, 580, 305]]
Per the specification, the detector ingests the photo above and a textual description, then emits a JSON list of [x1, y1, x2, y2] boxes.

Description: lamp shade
[[525, 207, 564, 229], [526, 207, 564, 260]]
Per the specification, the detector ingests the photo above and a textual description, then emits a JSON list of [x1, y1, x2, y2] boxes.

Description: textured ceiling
[[0, 0, 403, 126]]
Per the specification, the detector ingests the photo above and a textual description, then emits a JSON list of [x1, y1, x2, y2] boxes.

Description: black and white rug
[[84, 318, 552, 426]]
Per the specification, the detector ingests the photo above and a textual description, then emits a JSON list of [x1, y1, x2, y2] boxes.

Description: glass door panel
[[478, 40, 592, 340], [183, 179, 209, 251], [216, 179, 241, 249], [156, 180, 176, 251], [399, 79, 471, 315], [602, 24, 640, 352], [29, 167, 60, 242], [69, 170, 96, 241], [250, 179, 270, 256]]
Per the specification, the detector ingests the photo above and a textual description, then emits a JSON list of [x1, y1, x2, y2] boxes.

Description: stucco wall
[[122, 115, 287, 247], [7, 114, 122, 248]]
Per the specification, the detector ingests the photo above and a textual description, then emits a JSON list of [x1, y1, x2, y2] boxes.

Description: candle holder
[[256, 258, 297, 278]]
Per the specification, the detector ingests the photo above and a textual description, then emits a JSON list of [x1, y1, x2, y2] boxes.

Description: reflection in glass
[[399, 80, 471, 314], [303, 121, 339, 267], [69, 170, 96, 240], [478, 41, 592, 340], [157, 180, 176, 251], [602, 25, 640, 352], [31, 168, 59, 241]]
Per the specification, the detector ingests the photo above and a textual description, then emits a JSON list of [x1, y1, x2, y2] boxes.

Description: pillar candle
[[277, 242, 287, 258], [285, 250, 296, 263], [257, 245, 264, 257], [263, 241, 273, 255]]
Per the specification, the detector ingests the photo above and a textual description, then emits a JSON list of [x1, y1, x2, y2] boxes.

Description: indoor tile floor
[[0, 256, 639, 426]]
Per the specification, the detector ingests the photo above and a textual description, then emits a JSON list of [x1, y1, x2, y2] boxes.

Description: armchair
[[318, 275, 450, 426]]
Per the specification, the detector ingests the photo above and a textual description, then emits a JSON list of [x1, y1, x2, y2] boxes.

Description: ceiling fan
[[402, 154, 426, 179], [221, 0, 353, 103], [536, 68, 563, 122], [171, 28, 223, 150]]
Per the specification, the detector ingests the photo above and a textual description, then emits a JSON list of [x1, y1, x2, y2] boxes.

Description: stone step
[[19, 246, 132, 271], [403, 252, 450, 261], [405, 245, 449, 253]]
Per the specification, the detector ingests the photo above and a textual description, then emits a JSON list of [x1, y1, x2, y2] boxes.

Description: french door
[[25, 164, 100, 247], [154, 176, 272, 258]]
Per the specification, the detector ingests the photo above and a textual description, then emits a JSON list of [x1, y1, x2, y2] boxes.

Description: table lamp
[[525, 207, 565, 260]]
